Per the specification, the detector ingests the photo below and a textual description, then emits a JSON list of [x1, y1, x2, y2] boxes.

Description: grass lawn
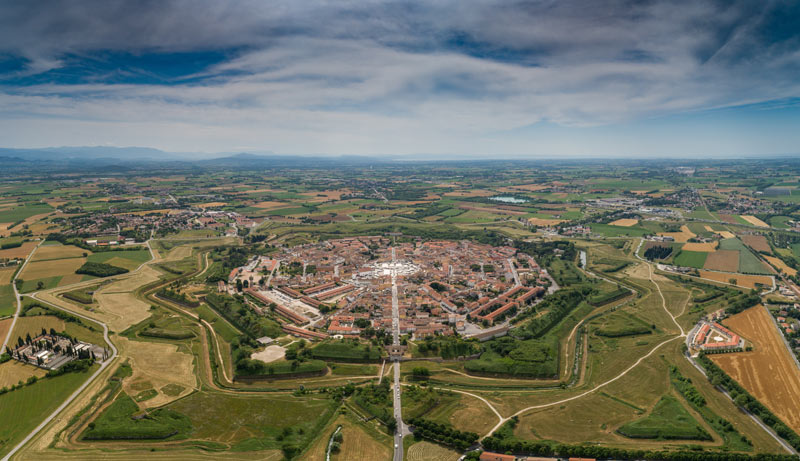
[[83, 391, 191, 440], [329, 363, 378, 376], [673, 250, 708, 269], [0, 364, 98, 458], [617, 395, 711, 440], [168, 391, 337, 451], [195, 304, 241, 343], [310, 340, 382, 362]]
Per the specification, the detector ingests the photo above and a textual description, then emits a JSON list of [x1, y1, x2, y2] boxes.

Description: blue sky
[[0, 0, 799, 158]]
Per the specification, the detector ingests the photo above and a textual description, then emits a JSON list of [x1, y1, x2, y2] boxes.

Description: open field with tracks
[[697, 270, 773, 289]]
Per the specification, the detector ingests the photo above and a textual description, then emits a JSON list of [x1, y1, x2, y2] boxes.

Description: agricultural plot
[[0, 203, 53, 223], [609, 218, 639, 227], [18, 257, 88, 292], [702, 250, 739, 272], [740, 215, 769, 228], [0, 364, 97, 458], [712, 306, 800, 434], [674, 250, 708, 269], [657, 225, 696, 243], [0, 241, 37, 259], [763, 255, 797, 276], [697, 271, 773, 290], [0, 283, 14, 317], [681, 241, 717, 252], [741, 235, 771, 254], [0, 360, 46, 388], [31, 244, 86, 261], [718, 238, 772, 274], [87, 249, 151, 271], [589, 223, 648, 237]]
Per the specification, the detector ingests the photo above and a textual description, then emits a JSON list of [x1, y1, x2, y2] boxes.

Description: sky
[[1, 0, 799, 158]]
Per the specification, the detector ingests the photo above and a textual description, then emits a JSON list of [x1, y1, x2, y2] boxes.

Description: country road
[[0, 240, 42, 354], [2, 293, 118, 461]]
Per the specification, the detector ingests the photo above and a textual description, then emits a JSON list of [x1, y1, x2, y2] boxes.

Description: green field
[[310, 340, 382, 362], [0, 284, 15, 317], [168, 391, 337, 451], [0, 365, 97, 457], [673, 250, 708, 269], [792, 243, 800, 259], [593, 311, 653, 338], [329, 363, 378, 376], [617, 395, 711, 440], [87, 249, 151, 271], [83, 392, 191, 440], [769, 216, 793, 229], [589, 223, 649, 237], [688, 208, 716, 220], [719, 238, 772, 274], [0, 203, 53, 223]]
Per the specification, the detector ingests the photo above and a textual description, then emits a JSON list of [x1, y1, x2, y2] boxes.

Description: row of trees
[[408, 418, 478, 451]]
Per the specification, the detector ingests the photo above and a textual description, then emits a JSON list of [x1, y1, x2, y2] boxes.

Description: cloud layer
[[1, 0, 799, 156]]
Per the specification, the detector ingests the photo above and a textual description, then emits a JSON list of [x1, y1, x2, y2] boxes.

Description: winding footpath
[[483, 256, 687, 439]]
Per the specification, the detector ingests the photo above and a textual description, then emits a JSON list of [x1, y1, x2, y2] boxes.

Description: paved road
[[0, 240, 42, 354], [2, 293, 118, 461], [507, 258, 521, 286], [390, 247, 405, 461]]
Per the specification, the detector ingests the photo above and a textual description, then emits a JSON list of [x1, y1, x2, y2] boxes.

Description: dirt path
[[482, 259, 688, 439]]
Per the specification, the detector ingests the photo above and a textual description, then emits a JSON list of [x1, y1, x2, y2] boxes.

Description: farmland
[[697, 271, 773, 289], [741, 235, 771, 253], [718, 238, 772, 274], [674, 250, 708, 269], [0, 364, 97, 458], [702, 250, 739, 272], [712, 306, 800, 434], [3, 161, 800, 460]]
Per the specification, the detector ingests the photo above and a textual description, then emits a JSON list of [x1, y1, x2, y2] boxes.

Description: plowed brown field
[[741, 235, 771, 254], [712, 306, 800, 434], [703, 250, 739, 272]]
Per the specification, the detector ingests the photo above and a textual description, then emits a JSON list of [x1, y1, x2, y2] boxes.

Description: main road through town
[[390, 247, 406, 461]]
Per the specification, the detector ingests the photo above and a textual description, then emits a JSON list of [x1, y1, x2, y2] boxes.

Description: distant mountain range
[[0, 146, 393, 172], [1, 146, 799, 175]]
